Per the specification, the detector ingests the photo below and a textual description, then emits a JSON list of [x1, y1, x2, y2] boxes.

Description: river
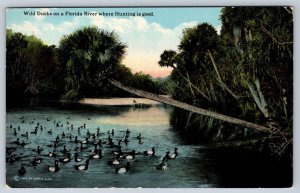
[[6, 99, 292, 188]]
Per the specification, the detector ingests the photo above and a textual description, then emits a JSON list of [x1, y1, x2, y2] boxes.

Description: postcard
[[6, 7, 293, 188]]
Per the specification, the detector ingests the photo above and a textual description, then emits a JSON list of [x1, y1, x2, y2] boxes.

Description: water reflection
[[6, 104, 217, 188]]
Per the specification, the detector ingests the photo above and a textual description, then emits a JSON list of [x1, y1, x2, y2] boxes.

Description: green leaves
[[6, 29, 60, 100], [58, 26, 126, 103], [159, 50, 177, 68]]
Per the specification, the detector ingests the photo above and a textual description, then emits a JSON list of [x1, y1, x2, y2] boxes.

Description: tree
[[58, 27, 126, 103], [6, 30, 28, 100], [58, 26, 274, 135], [6, 30, 60, 102], [219, 7, 293, 119]]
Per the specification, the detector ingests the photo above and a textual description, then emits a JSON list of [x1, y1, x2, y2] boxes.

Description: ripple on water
[[6, 105, 215, 188]]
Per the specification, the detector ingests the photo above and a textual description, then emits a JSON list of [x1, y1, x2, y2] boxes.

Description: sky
[[6, 7, 222, 78]]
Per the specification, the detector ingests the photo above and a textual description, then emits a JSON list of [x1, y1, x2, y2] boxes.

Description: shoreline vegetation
[[7, 7, 293, 164]]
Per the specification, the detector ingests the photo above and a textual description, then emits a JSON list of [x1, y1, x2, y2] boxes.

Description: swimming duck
[[61, 145, 69, 154], [31, 128, 38, 135], [74, 136, 79, 143], [107, 154, 121, 165], [20, 140, 26, 147], [113, 146, 122, 156], [169, 148, 178, 159], [115, 162, 130, 174], [81, 137, 89, 144], [47, 129, 53, 134], [49, 150, 57, 157], [21, 132, 28, 138], [95, 139, 102, 147], [143, 147, 155, 156], [107, 138, 114, 146], [48, 160, 59, 172], [91, 144, 98, 153], [113, 140, 122, 149], [7, 155, 20, 164], [124, 137, 129, 146], [74, 159, 89, 171], [18, 164, 26, 176], [74, 153, 84, 162], [89, 134, 96, 140], [164, 151, 171, 160], [156, 157, 168, 170], [59, 153, 71, 163], [32, 156, 43, 166], [138, 138, 144, 144], [47, 142, 57, 149], [13, 138, 20, 145], [33, 146, 43, 154], [122, 150, 136, 160], [90, 149, 102, 159], [76, 142, 86, 152], [96, 129, 100, 136]]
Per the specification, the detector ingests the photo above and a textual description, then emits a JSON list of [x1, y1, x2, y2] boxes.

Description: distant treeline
[[6, 28, 164, 104]]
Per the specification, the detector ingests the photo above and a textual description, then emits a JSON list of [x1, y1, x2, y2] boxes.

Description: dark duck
[[18, 164, 26, 176], [74, 159, 90, 171], [48, 160, 59, 172], [115, 162, 130, 174]]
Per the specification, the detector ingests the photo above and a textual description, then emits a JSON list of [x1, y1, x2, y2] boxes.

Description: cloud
[[35, 8, 51, 21], [10, 21, 40, 36], [8, 14, 219, 77], [215, 24, 222, 35]]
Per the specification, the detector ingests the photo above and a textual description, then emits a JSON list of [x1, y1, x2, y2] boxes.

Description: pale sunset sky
[[6, 7, 222, 78]]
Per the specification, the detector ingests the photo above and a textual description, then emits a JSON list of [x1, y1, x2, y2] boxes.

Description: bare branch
[[260, 22, 293, 45], [208, 50, 239, 100]]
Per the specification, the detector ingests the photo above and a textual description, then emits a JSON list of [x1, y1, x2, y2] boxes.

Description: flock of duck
[[7, 115, 179, 177]]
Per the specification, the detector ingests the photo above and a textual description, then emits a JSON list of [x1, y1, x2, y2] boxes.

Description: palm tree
[[159, 50, 209, 100], [58, 26, 274, 135], [58, 27, 126, 103]]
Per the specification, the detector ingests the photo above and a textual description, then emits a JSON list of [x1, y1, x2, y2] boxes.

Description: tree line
[[7, 7, 293, 154], [6, 28, 161, 104]]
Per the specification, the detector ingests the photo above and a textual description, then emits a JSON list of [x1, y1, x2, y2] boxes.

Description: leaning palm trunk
[[208, 50, 239, 100], [248, 79, 270, 118], [172, 66, 210, 101], [109, 79, 273, 133]]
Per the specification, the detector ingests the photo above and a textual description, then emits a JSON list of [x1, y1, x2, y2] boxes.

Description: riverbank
[[81, 97, 169, 106]]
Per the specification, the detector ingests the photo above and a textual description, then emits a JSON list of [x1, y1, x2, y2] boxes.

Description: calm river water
[[6, 102, 292, 188]]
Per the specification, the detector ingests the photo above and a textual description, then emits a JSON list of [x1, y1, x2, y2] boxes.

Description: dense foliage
[[159, 7, 293, 152], [6, 29, 62, 103], [6, 27, 162, 104]]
